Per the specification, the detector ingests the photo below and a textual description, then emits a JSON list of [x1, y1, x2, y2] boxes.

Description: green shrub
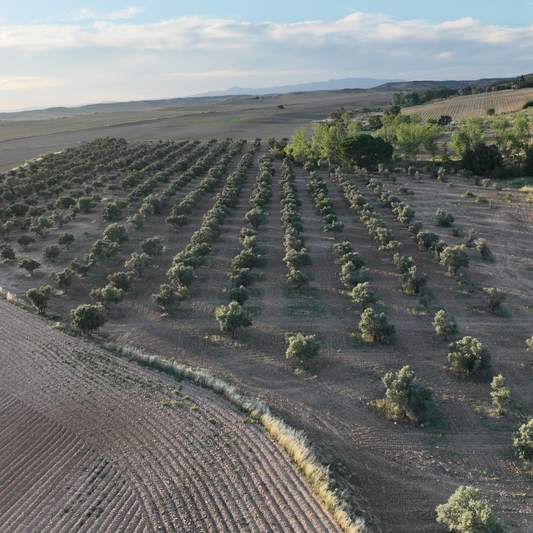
[[482, 287, 506, 313], [152, 284, 189, 312], [432, 310, 458, 339], [440, 245, 469, 274], [215, 301, 252, 338], [447, 336, 490, 376], [351, 282, 378, 306], [379, 366, 435, 423], [285, 333, 321, 365], [490, 375, 510, 415], [513, 418, 533, 461], [435, 209, 455, 227], [436, 486, 505, 533], [400, 266, 427, 295], [71, 304, 107, 334], [27, 285, 53, 314], [358, 308, 395, 343]]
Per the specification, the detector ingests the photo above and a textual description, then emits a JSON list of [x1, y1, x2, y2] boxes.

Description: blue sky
[[1, 2, 533, 110]]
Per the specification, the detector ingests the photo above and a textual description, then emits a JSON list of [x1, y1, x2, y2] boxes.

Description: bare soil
[[1, 137, 533, 533]]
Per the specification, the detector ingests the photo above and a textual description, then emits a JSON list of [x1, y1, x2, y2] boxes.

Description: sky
[[1, 1, 533, 111]]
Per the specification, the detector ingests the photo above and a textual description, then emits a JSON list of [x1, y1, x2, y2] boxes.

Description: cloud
[[0, 76, 59, 90], [68, 7, 145, 22], [1, 12, 532, 108]]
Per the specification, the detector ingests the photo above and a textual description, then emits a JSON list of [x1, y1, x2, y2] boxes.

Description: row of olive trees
[[215, 152, 275, 337], [279, 159, 313, 292]]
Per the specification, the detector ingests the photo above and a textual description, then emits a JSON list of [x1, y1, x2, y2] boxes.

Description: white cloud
[[0, 12, 532, 108], [0, 76, 59, 90], [68, 7, 145, 22]]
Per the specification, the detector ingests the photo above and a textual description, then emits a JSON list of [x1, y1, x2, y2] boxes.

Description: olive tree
[[513, 418, 533, 461], [71, 304, 107, 334], [432, 310, 458, 339], [152, 284, 189, 313], [482, 287, 506, 314], [19, 258, 41, 276], [27, 285, 53, 314], [447, 336, 490, 376], [214, 301, 252, 338], [359, 308, 395, 343], [490, 375, 511, 415], [436, 486, 505, 533], [380, 366, 435, 423], [440, 245, 470, 275], [285, 333, 321, 366]]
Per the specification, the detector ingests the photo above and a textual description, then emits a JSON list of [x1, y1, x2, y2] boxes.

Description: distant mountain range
[[0, 76, 520, 121], [191, 78, 406, 97]]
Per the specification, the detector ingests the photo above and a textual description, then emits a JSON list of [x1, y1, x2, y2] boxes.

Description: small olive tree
[[285, 333, 321, 367], [27, 285, 53, 314], [440, 245, 470, 275], [379, 365, 435, 423], [513, 418, 533, 461], [490, 375, 511, 415], [71, 304, 107, 334], [447, 336, 490, 376], [214, 301, 252, 338], [152, 284, 189, 313], [432, 310, 458, 340], [436, 486, 505, 533], [482, 287, 506, 314], [359, 308, 395, 343]]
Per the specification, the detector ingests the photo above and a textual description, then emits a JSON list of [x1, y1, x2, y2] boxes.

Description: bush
[[358, 308, 395, 343], [432, 310, 458, 339], [340, 264, 371, 290], [152, 284, 189, 312], [27, 285, 53, 314], [400, 266, 427, 295], [513, 418, 533, 461], [526, 335, 533, 353], [19, 258, 41, 275], [223, 286, 248, 305], [215, 301, 252, 338], [231, 249, 264, 269], [490, 375, 511, 415], [71, 304, 107, 334], [482, 287, 506, 313], [108, 271, 134, 291], [435, 209, 455, 227], [379, 366, 435, 423], [447, 336, 490, 376], [351, 282, 378, 306], [228, 268, 254, 287], [103, 223, 128, 244], [58, 233, 75, 250], [141, 237, 165, 257], [285, 333, 321, 365], [436, 486, 505, 533], [17, 235, 35, 250], [90, 284, 126, 309], [440, 245, 469, 274], [42, 244, 61, 263], [0, 243, 16, 262]]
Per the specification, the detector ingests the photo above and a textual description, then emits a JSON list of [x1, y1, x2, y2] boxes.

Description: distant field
[[405, 87, 533, 121]]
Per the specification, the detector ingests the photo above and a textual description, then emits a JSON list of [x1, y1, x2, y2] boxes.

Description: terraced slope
[[0, 299, 343, 533]]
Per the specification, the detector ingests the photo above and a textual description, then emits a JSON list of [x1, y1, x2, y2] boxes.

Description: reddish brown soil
[[2, 143, 533, 532]]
